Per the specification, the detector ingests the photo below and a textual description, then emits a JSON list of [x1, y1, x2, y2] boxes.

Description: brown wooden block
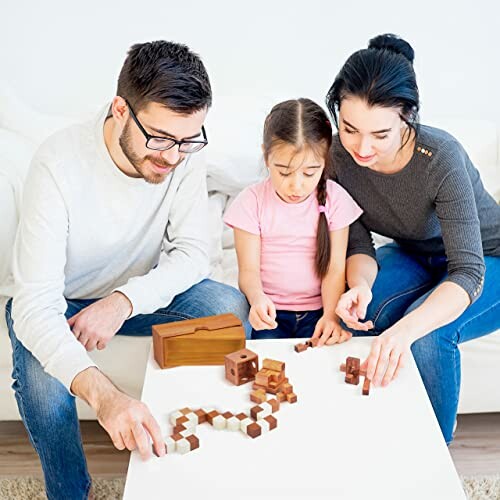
[[281, 383, 293, 395], [286, 392, 297, 404], [250, 405, 264, 420], [262, 359, 285, 372], [264, 415, 278, 430], [186, 434, 200, 451], [195, 409, 207, 424], [309, 338, 319, 347], [346, 357, 360, 385], [206, 410, 220, 425], [179, 407, 192, 415], [246, 422, 262, 439], [268, 398, 280, 412], [173, 424, 187, 434], [152, 314, 246, 368], [250, 389, 267, 404], [276, 392, 287, 402], [362, 378, 371, 396], [255, 371, 272, 386], [224, 348, 259, 386], [222, 411, 234, 419], [171, 433, 183, 442], [175, 415, 190, 426], [236, 412, 247, 421], [340, 362, 367, 377], [294, 343, 308, 353]]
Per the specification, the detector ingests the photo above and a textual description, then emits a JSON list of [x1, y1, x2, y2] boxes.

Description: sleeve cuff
[[444, 273, 485, 305], [44, 342, 98, 395]]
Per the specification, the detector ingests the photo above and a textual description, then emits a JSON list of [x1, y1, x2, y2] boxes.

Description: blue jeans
[[251, 309, 323, 339], [346, 244, 500, 444], [5, 279, 250, 500]]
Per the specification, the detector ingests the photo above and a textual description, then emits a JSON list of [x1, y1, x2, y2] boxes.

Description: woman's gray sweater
[[330, 125, 500, 304]]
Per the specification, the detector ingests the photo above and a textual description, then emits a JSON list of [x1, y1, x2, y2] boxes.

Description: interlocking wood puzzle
[[340, 356, 371, 396], [160, 349, 297, 455]]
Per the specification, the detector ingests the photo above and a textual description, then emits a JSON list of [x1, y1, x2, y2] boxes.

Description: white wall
[[1, 0, 499, 125]]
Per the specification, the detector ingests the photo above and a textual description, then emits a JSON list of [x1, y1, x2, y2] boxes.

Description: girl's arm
[[314, 227, 352, 345], [233, 228, 277, 330], [321, 227, 349, 319]]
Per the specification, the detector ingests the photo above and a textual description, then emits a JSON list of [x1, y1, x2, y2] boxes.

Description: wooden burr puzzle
[[161, 349, 298, 455]]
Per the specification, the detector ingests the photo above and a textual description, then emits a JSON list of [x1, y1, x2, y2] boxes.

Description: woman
[[326, 33, 500, 444]]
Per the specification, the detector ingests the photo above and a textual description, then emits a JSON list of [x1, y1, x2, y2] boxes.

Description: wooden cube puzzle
[[340, 357, 371, 396], [161, 356, 298, 456], [225, 348, 259, 386]]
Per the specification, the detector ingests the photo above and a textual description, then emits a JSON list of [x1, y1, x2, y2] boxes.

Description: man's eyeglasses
[[125, 100, 208, 153]]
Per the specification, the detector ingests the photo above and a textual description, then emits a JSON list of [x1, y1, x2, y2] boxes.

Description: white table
[[123, 338, 466, 500]]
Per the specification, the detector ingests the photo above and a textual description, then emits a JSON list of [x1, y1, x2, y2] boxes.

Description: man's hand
[[72, 367, 165, 459], [335, 285, 374, 331], [311, 316, 352, 346], [249, 294, 278, 331], [68, 292, 132, 351], [362, 327, 411, 387]]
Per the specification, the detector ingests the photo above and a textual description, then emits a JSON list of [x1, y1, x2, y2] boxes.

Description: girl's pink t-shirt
[[223, 178, 363, 311]]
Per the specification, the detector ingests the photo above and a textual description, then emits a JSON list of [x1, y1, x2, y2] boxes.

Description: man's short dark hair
[[117, 40, 212, 114]]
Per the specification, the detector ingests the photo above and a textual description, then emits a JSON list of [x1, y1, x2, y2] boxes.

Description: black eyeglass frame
[[125, 99, 208, 153]]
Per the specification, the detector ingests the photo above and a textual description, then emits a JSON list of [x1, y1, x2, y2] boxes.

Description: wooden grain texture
[[152, 314, 245, 368]]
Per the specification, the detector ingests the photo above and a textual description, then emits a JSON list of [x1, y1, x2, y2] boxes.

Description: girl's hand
[[335, 285, 374, 331], [249, 294, 278, 331], [312, 316, 352, 346], [362, 328, 411, 387]]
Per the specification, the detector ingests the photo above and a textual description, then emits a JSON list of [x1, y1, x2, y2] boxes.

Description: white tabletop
[[123, 338, 466, 500]]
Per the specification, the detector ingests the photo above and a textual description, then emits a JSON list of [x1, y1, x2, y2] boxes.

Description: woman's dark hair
[[117, 40, 212, 114], [326, 34, 420, 145], [263, 98, 333, 279]]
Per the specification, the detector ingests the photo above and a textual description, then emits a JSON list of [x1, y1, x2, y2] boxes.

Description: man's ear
[[111, 96, 128, 125]]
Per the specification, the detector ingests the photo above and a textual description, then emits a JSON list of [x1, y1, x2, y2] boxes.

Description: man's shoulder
[[32, 117, 98, 178]]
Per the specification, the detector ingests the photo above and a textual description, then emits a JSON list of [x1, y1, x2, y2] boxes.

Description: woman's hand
[[249, 294, 278, 331], [362, 327, 411, 387], [335, 285, 374, 331], [312, 316, 352, 346]]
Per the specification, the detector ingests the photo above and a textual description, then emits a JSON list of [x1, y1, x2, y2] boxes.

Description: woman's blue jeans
[[5, 279, 250, 500], [347, 244, 500, 445]]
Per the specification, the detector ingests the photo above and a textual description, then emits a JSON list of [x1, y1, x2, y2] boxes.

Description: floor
[[0, 413, 499, 478]]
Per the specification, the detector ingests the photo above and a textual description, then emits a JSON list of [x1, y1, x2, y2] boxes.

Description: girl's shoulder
[[233, 177, 271, 202], [325, 178, 350, 196]]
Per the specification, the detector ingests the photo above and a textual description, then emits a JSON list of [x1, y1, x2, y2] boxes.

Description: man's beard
[[119, 121, 183, 184]]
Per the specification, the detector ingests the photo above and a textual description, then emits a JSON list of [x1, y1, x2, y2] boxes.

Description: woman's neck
[[370, 127, 416, 174]]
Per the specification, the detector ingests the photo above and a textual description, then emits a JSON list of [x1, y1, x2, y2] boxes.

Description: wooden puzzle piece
[[225, 348, 259, 386]]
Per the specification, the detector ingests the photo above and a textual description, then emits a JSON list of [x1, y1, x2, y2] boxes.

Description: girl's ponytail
[[315, 171, 331, 278]]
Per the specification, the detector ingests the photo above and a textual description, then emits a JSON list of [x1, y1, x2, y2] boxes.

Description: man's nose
[[161, 145, 181, 164]]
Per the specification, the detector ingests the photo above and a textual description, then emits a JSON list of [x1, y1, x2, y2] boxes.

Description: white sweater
[[11, 106, 210, 391]]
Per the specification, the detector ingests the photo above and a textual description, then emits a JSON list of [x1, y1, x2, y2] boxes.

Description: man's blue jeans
[[5, 279, 250, 500], [251, 309, 323, 339], [347, 244, 500, 445]]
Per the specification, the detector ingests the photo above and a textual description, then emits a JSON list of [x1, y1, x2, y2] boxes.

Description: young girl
[[223, 98, 362, 344]]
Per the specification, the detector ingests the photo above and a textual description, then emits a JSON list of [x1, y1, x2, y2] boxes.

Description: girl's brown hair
[[263, 98, 333, 279]]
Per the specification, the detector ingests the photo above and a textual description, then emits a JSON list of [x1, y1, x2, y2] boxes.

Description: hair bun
[[368, 34, 414, 64]]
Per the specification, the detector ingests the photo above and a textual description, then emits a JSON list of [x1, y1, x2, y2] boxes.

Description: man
[[5, 40, 249, 499]]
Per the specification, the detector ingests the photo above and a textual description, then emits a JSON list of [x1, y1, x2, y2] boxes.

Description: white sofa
[[0, 90, 499, 420]]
